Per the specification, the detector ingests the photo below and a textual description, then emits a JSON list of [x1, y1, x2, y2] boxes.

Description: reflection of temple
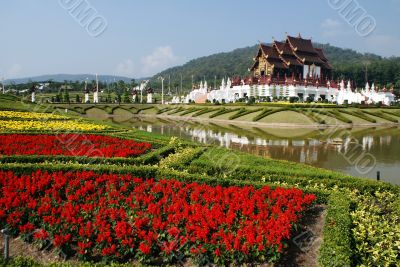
[[182, 33, 396, 105]]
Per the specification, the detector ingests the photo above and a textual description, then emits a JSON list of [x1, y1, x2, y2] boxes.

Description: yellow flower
[[0, 119, 108, 131], [0, 111, 68, 120]]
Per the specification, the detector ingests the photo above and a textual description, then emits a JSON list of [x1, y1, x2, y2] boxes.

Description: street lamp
[[158, 76, 165, 104]]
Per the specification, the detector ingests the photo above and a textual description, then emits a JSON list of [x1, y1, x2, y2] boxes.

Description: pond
[[96, 114, 400, 185]]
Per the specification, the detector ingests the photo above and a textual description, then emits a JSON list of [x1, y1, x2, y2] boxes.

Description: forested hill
[[154, 43, 400, 90]]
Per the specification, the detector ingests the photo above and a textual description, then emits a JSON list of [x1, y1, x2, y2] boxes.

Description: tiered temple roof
[[251, 34, 333, 79], [273, 41, 302, 66]]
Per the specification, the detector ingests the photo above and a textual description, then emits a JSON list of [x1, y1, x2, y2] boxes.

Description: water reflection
[[106, 116, 400, 185]]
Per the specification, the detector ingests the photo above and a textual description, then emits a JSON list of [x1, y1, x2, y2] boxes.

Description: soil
[[276, 204, 327, 267]]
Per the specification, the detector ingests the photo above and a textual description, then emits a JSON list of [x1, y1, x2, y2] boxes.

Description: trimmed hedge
[[228, 108, 263, 120], [191, 108, 215, 117], [291, 109, 325, 124], [362, 110, 398, 123], [110, 106, 133, 115], [340, 109, 376, 123], [167, 106, 184, 115], [135, 106, 154, 114], [313, 109, 352, 123], [318, 193, 353, 267], [209, 108, 240, 118], [252, 108, 288, 121], [187, 148, 398, 195], [156, 107, 173, 114]]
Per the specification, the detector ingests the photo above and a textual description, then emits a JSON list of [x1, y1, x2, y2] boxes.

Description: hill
[[4, 74, 135, 85], [153, 43, 400, 92]]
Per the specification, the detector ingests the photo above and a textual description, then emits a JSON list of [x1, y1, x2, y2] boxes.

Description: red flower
[[214, 248, 222, 257], [0, 134, 151, 158], [33, 229, 49, 240], [0, 169, 316, 262], [139, 242, 151, 254]]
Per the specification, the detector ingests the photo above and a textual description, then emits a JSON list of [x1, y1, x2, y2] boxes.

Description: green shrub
[[228, 108, 262, 120], [339, 109, 377, 123], [252, 108, 288, 121], [191, 108, 216, 117], [208, 108, 240, 118], [179, 107, 199, 116], [362, 110, 398, 123], [350, 191, 400, 266], [291, 109, 325, 124], [318, 193, 352, 267], [167, 106, 184, 115], [156, 107, 173, 114]]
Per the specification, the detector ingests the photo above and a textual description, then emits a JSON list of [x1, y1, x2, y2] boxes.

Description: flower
[[0, 170, 316, 263], [0, 134, 151, 157]]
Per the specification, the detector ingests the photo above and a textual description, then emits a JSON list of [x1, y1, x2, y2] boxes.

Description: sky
[[1, 0, 400, 79]]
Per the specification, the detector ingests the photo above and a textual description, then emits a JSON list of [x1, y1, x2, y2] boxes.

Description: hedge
[[318, 193, 353, 267], [252, 108, 288, 121], [314, 109, 352, 123], [167, 106, 184, 115], [291, 108, 325, 124], [191, 108, 215, 117], [339, 109, 376, 123], [208, 108, 240, 118], [179, 107, 199, 116], [228, 108, 263, 120], [155, 107, 173, 114], [362, 110, 398, 123]]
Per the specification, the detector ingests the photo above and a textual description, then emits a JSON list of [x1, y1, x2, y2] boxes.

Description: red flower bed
[[0, 134, 151, 157], [0, 170, 316, 264]]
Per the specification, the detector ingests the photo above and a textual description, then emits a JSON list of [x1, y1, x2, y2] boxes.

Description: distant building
[[181, 34, 396, 106]]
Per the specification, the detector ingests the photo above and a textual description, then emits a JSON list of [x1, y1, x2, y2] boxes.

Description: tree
[[75, 94, 80, 103], [130, 79, 137, 88], [123, 89, 131, 103], [63, 89, 70, 103]]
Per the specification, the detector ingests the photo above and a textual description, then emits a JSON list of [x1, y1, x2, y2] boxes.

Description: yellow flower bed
[[0, 119, 109, 132], [0, 111, 68, 120]]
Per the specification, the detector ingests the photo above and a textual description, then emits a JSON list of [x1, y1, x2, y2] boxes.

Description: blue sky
[[1, 0, 399, 79]]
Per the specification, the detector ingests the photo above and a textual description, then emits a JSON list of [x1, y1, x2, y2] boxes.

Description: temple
[[250, 34, 332, 82], [177, 34, 395, 106]]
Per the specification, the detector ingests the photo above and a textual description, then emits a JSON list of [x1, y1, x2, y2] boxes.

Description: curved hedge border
[[209, 108, 240, 118], [318, 193, 353, 267], [156, 107, 174, 114], [179, 107, 199, 116], [362, 110, 398, 123], [167, 107, 184, 115], [339, 109, 376, 123], [291, 109, 326, 124], [313, 109, 352, 123], [228, 108, 263, 120], [191, 108, 215, 117]]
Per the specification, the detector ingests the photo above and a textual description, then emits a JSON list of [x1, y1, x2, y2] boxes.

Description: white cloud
[[141, 46, 178, 77], [114, 46, 179, 78]]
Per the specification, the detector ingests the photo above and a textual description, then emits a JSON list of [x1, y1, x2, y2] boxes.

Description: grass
[[0, 96, 399, 266], [228, 108, 263, 120], [14, 97, 397, 126]]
